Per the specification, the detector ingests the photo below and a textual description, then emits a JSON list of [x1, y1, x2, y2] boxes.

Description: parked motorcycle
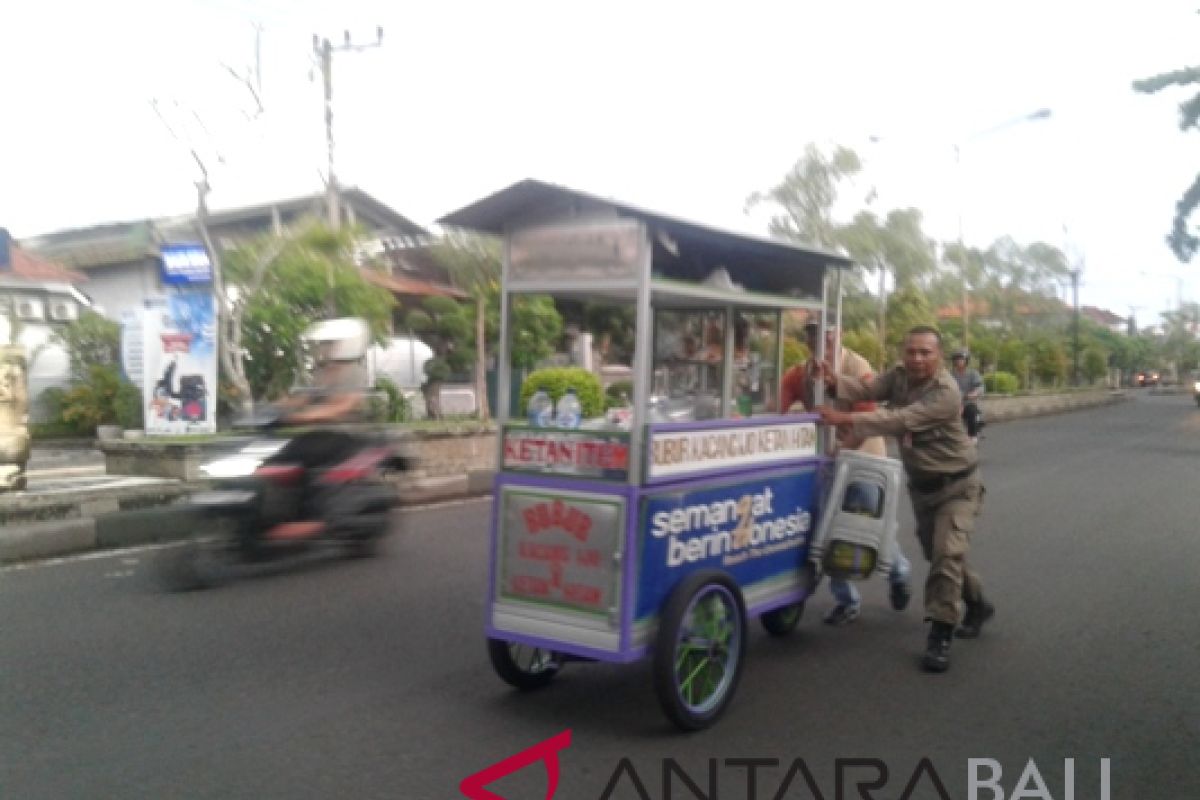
[[157, 409, 410, 591]]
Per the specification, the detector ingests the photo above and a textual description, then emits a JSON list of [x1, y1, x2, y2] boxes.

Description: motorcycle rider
[[269, 338, 369, 472], [950, 350, 984, 445]]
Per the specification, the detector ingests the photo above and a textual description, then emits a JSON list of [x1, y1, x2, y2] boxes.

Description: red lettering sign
[[521, 501, 594, 542], [563, 583, 602, 606]]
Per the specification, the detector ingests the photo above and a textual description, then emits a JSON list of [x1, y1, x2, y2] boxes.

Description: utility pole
[[312, 26, 383, 231], [1070, 267, 1081, 386]]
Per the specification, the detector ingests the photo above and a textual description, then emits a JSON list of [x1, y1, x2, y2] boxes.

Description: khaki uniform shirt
[[836, 366, 974, 477]]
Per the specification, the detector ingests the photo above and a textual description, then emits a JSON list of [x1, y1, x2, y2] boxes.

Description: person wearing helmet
[[950, 349, 985, 444], [269, 334, 369, 471]]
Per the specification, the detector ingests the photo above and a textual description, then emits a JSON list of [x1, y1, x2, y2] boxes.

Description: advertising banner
[[508, 221, 643, 284], [497, 487, 625, 618], [635, 468, 817, 621], [160, 243, 213, 285], [502, 427, 631, 481], [142, 291, 218, 435], [646, 419, 818, 482]]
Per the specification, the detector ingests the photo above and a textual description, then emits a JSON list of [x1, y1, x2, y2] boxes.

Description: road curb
[[0, 390, 1126, 566], [0, 517, 97, 564]]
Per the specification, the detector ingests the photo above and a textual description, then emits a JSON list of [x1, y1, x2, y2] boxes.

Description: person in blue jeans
[[785, 323, 913, 624], [825, 539, 913, 624]]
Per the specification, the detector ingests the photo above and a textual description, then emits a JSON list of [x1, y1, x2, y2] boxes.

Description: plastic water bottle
[[527, 390, 554, 427], [555, 388, 582, 429]]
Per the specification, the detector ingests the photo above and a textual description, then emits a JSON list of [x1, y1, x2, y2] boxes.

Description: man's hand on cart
[[817, 405, 852, 427], [817, 405, 859, 443]]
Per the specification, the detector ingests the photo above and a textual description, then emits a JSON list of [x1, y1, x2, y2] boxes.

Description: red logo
[[459, 729, 572, 800], [522, 500, 593, 541]]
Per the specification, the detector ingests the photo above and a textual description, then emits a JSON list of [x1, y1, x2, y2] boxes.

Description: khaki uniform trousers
[[908, 473, 985, 625]]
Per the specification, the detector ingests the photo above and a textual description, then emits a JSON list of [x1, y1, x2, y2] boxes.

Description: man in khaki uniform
[[815, 325, 993, 672]]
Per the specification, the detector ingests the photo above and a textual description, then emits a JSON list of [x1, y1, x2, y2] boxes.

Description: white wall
[[83, 261, 160, 320], [0, 320, 71, 423]]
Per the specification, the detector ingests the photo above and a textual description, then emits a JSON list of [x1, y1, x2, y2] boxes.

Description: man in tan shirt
[[783, 324, 912, 625], [816, 325, 992, 673]]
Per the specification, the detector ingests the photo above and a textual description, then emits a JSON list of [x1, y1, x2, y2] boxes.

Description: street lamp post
[[954, 108, 1052, 353]]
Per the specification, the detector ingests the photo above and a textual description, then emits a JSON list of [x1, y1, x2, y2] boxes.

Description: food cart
[[439, 180, 859, 730]]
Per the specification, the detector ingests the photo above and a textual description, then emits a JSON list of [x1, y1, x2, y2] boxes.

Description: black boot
[[923, 622, 954, 673], [956, 598, 995, 639]]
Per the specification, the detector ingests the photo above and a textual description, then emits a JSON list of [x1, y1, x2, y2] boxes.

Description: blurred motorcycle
[[157, 407, 409, 590]]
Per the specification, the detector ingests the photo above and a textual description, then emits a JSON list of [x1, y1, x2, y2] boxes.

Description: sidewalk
[[0, 389, 1126, 565]]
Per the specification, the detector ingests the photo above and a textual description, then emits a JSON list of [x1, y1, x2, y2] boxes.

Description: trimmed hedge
[[519, 367, 604, 420], [984, 371, 1019, 395]]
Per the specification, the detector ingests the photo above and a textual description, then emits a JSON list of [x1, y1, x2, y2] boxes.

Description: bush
[[984, 371, 1019, 395], [114, 381, 144, 430], [604, 380, 632, 410], [519, 367, 604, 419], [376, 376, 410, 422], [61, 365, 123, 429]]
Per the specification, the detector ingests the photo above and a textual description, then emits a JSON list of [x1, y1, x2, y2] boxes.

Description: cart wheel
[[760, 602, 805, 636], [653, 570, 747, 731], [487, 638, 562, 691], [760, 563, 818, 636]]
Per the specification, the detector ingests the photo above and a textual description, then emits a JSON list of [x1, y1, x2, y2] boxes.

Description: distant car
[[1135, 371, 1160, 387]]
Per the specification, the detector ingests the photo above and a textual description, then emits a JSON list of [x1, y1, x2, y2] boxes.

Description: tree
[[1133, 62, 1200, 262], [406, 296, 474, 419], [1082, 348, 1109, 384], [431, 231, 501, 422], [1159, 301, 1200, 374], [997, 339, 1030, 388], [52, 312, 120, 382], [1030, 336, 1068, 387], [746, 143, 863, 250], [838, 207, 937, 359], [152, 45, 271, 417], [883, 286, 936, 356], [228, 223, 394, 401], [510, 297, 563, 369]]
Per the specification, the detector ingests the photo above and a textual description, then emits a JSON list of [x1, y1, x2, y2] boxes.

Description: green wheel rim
[[672, 584, 742, 715]]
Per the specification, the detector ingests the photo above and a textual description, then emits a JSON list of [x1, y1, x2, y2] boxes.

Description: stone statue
[[0, 345, 30, 491]]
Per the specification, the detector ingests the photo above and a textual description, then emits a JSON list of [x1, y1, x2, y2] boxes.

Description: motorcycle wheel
[[342, 513, 391, 558], [157, 530, 235, 591]]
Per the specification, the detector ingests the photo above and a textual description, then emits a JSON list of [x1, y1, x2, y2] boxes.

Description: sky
[[3, 1, 1198, 325]]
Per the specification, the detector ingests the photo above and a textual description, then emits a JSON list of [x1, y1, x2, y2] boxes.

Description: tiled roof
[[360, 268, 467, 299], [1080, 305, 1125, 325], [7, 246, 86, 283]]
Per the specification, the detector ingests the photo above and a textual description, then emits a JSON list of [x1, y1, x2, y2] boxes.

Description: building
[[0, 233, 92, 420], [22, 187, 465, 328], [1079, 305, 1127, 336]]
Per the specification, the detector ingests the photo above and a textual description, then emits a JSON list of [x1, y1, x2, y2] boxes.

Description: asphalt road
[[3, 392, 1198, 799]]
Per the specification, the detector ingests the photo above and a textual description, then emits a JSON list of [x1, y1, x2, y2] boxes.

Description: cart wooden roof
[[438, 179, 853, 281]]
